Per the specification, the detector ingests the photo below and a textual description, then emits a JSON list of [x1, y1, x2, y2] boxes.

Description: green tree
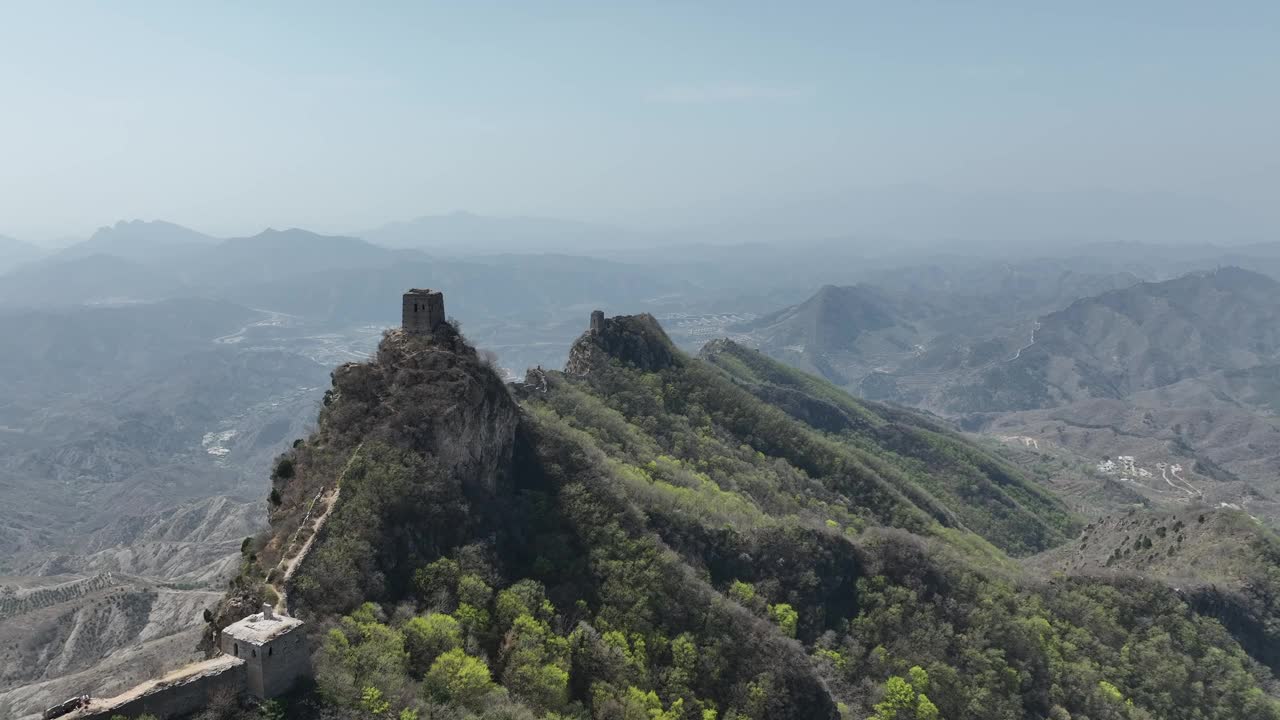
[[258, 700, 286, 720], [502, 613, 571, 712], [729, 580, 757, 605], [457, 573, 493, 607], [413, 557, 459, 607], [767, 603, 798, 638], [495, 579, 550, 629], [424, 648, 494, 707], [506, 660, 570, 712], [360, 686, 391, 717], [273, 457, 295, 480], [403, 612, 462, 676], [871, 667, 937, 720], [613, 686, 684, 720], [871, 676, 916, 720], [455, 602, 491, 637], [315, 604, 408, 707]]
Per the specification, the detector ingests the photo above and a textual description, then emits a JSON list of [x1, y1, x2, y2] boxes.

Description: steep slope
[[1032, 506, 1280, 671], [730, 284, 950, 388], [206, 311, 1280, 720], [0, 574, 221, 720], [698, 339, 1077, 556], [735, 284, 923, 355], [217, 319, 839, 718]]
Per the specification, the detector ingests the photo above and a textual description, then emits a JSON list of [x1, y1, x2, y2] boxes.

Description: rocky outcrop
[[207, 321, 523, 625], [315, 325, 518, 495], [565, 313, 681, 376]]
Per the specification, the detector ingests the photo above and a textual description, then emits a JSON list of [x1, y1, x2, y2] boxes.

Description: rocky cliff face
[[565, 313, 680, 377], [334, 325, 518, 494], [209, 322, 521, 626]]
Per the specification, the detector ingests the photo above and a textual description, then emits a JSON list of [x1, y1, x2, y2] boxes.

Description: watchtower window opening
[[233, 643, 239, 657], [269, 646, 273, 656], [252, 648, 257, 658]]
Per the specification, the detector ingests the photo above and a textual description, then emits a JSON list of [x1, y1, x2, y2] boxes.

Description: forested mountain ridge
[[695, 338, 1077, 556], [1030, 506, 1280, 674], [211, 313, 1280, 720]]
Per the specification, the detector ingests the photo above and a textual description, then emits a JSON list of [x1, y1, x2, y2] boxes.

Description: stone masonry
[[403, 289, 445, 334], [218, 604, 310, 701], [60, 605, 308, 720]]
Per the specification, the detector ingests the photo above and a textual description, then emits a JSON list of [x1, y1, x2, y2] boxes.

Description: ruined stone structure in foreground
[[54, 606, 308, 720], [403, 288, 445, 334], [219, 604, 310, 701]]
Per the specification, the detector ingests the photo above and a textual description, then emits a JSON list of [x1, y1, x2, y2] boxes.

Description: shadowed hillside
[[200, 311, 1280, 720]]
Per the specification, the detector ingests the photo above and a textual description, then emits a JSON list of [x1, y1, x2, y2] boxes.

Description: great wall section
[[40, 290, 453, 720]]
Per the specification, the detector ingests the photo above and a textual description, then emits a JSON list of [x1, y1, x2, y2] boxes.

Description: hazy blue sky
[[2, 2, 1277, 243]]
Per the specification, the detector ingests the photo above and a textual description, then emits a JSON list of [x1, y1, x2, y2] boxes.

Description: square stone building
[[218, 605, 309, 700], [402, 288, 445, 334]]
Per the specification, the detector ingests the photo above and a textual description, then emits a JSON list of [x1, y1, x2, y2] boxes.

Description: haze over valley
[[4, 3, 1280, 719], [5, 213, 1280, 717]]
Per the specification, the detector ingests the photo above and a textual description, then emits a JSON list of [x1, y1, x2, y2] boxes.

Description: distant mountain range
[[738, 265, 1280, 530], [357, 211, 637, 254], [53, 219, 217, 262], [736, 284, 929, 355], [733, 263, 1145, 398], [0, 235, 45, 274], [950, 267, 1280, 413]]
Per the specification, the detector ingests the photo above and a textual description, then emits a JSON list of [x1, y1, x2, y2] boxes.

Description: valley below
[[4, 221, 1280, 718], [732, 266, 1280, 529], [0, 306, 387, 718]]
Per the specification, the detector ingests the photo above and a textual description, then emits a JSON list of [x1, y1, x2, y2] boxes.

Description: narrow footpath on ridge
[[267, 442, 365, 614]]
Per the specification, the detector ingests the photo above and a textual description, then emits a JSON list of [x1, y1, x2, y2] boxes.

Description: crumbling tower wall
[[403, 289, 445, 334]]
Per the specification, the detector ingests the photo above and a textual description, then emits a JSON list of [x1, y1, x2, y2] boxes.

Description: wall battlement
[[56, 606, 308, 720], [219, 605, 310, 701]]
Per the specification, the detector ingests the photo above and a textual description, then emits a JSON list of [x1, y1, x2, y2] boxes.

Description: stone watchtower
[[403, 289, 445, 334], [590, 310, 605, 335], [219, 604, 309, 700]]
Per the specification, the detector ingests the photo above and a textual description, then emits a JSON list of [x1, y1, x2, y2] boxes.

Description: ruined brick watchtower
[[590, 309, 605, 335], [218, 604, 308, 700], [403, 289, 445, 334]]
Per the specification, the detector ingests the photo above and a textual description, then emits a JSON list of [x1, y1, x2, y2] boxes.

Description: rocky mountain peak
[[564, 311, 681, 376]]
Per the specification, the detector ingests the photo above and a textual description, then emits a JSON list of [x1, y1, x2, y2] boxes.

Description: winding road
[[1007, 321, 1041, 362]]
